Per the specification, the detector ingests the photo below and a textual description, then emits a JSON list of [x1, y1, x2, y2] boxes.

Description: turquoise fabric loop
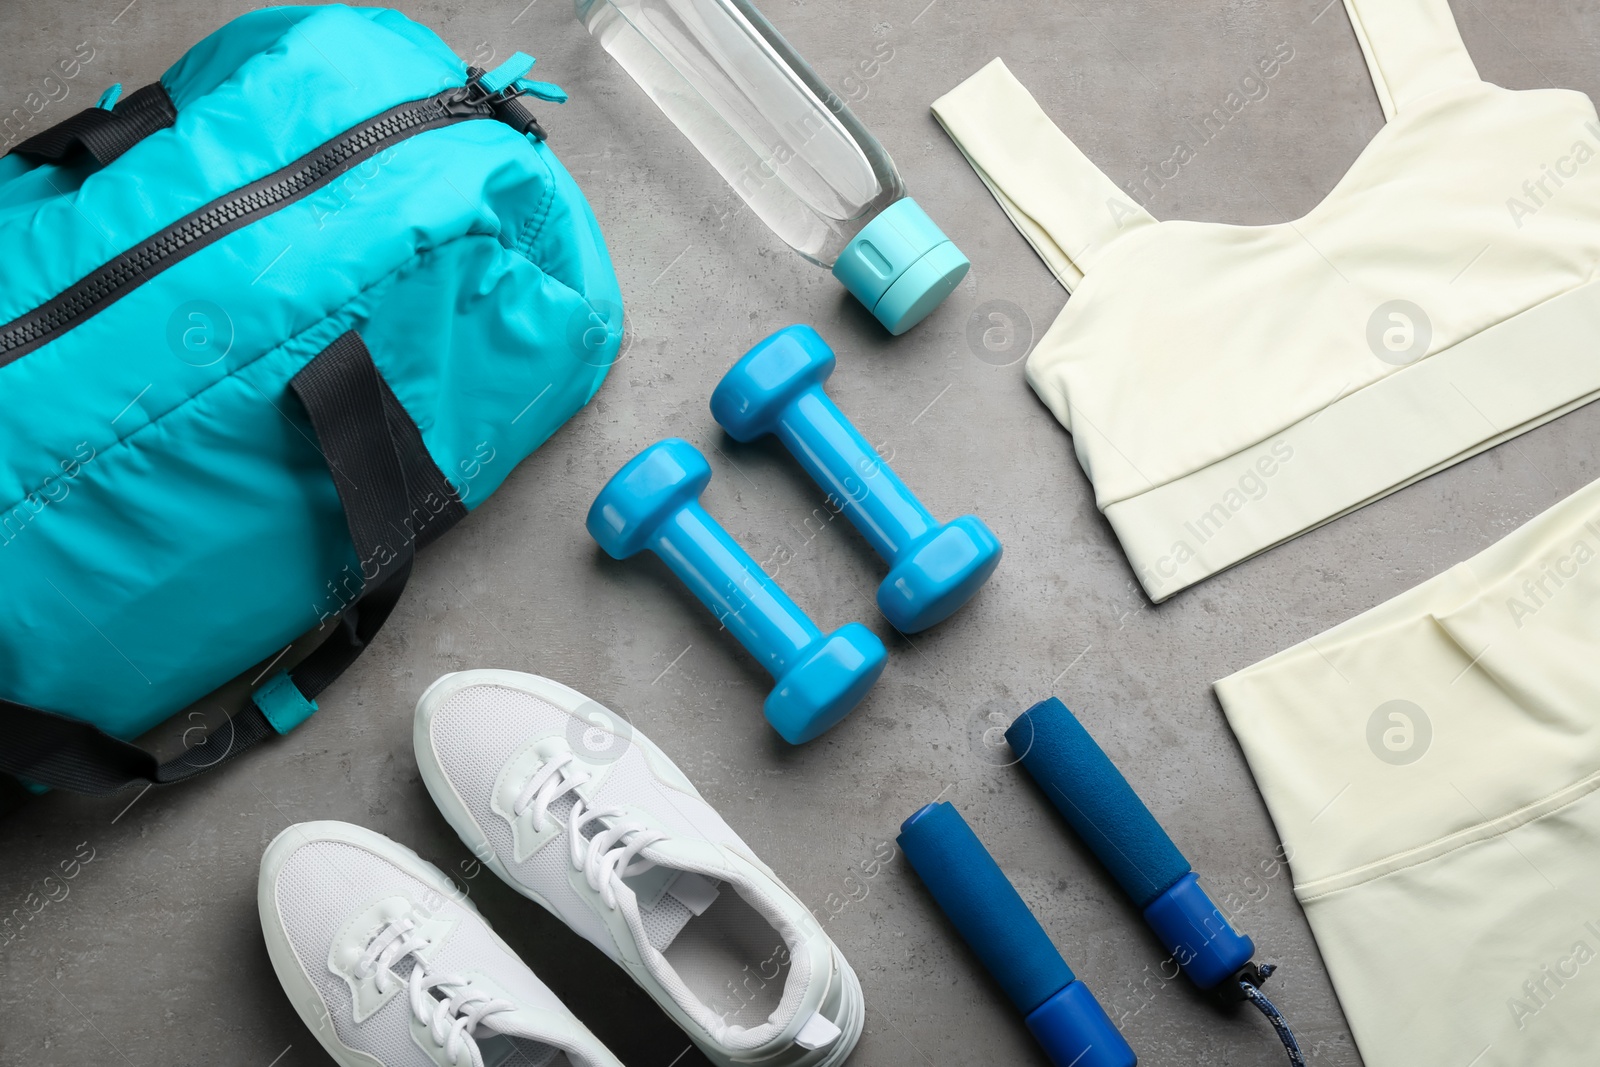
[[480, 52, 567, 104], [516, 78, 569, 104], [253, 671, 319, 734], [96, 83, 124, 110], [480, 51, 536, 94]]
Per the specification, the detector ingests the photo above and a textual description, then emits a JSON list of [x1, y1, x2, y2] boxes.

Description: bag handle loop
[[0, 332, 463, 798]]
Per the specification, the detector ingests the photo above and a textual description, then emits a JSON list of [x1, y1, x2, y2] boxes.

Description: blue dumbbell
[[899, 801, 1136, 1067], [587, 438, 887, 744], [710, 325, 1002, 633]]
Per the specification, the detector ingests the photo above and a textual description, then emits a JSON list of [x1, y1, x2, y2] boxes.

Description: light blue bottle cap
[[832, 197, 969, 335]]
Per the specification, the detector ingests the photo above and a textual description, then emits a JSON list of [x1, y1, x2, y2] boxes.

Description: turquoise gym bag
[[0, 6, 622, 796]]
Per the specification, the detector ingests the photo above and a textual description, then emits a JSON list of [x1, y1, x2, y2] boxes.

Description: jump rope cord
[[1239, 965, 1306, 1067]]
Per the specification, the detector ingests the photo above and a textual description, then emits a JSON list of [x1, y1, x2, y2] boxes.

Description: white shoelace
[[355, 917, 515, 1067], [513, 750, 668, 909]]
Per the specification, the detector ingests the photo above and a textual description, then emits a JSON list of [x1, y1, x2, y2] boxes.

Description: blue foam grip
[[1007, 697, 1191, 910], [1142, 872, 1256, 991], [898, 802, 1074, 1015], [1027, 981, 1138, 1067]]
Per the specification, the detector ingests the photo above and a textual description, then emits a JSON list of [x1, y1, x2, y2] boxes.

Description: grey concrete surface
[[5, 1, 1600, 1065]]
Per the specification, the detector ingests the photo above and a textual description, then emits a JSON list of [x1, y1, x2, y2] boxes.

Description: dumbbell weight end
[[880, 513, 1002, 633], [766, 621, 885, 744]]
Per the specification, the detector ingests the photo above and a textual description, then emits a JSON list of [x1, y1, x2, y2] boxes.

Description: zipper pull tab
[[463, 52, 560, 142], [514, 79, 568, 105], [478, 52, 537, 95]]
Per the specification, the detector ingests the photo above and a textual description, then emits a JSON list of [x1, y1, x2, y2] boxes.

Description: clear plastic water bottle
[[576, 0, 969, 335]]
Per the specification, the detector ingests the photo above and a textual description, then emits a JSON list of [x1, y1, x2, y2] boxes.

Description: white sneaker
[[413, 670, 864, 1067], [258, 820, 624, 1067]]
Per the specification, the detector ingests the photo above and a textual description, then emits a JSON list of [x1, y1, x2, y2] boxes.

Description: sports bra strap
[[1343, 0, 1480, 120], [932, 59, 1155, 292]]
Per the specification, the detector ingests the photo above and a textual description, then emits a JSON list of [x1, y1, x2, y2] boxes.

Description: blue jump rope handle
[[899, 802, 1136, 1067], [1007, 697, 1256, 991]]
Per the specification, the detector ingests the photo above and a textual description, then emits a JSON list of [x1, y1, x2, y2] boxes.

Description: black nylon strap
[[284, 332, 432, 699], [377, 374, 468, 552], [289, 557, 413, 699], [0, 331, 461, 798], [0, 771, 35, 819], [289, 331, 414, 591], [0, 697, 275, 797], [11, 83, 177, 166]]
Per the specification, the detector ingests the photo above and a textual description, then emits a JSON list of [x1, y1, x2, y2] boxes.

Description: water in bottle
[[576, 0, 969, 334]]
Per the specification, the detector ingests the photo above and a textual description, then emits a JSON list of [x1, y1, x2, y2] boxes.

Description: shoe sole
[[413, 670, 865, 1067], [815, 948, 866, 1067]]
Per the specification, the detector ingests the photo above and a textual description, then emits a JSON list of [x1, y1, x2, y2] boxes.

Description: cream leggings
[[1217, 477, 1600, 1066]]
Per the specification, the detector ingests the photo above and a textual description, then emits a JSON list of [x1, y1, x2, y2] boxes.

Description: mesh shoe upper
[[413, 672, 856, 1063], [259, 821, 621, 1067]]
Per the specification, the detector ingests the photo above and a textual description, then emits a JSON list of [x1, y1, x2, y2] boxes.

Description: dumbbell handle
[[648, 500, 822, 679], [777, 387, 935, 562]]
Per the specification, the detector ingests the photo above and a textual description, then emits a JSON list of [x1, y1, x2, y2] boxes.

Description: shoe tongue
[[622, 864, 723, 951], [390, 952, 422, 982], [475, 1015, 565, 1067], [473, 1033, 524, 1067], [552, 788, 729, 954], [547, 790, 723, 953], [547, 791, 580, 827]]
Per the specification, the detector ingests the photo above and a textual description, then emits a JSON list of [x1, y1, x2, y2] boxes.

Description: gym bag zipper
[[0, 74, 534, 366]]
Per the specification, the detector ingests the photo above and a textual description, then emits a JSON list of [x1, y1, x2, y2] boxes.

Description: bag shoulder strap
[[0, 331, 464, 797], [1343, 0, 1480, 121], [10, 82, 177, 166]]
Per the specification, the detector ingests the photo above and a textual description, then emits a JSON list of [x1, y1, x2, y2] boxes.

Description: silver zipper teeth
[[0, 89, 488, 357]]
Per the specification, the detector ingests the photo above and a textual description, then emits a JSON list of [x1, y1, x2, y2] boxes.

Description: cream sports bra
[[934, 0, 1600, 601]]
